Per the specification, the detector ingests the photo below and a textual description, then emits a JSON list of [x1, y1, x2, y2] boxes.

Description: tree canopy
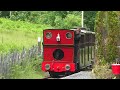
[[0, 11, 97, 30], [94, 11, 120, 64]]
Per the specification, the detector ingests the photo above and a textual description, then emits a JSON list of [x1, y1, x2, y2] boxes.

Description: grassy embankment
[[0, 18, 52, 53], [0, 18, 52, 79]]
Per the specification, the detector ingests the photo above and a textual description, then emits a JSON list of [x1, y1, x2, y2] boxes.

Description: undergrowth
[[0, 18, 52, 54], [0, 18, 51, 79], [92, 61, 115, 79], [9, 57, 45, 79]]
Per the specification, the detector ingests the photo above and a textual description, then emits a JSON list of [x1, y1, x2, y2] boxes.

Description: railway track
[[43, 77, 61, 79], [42, 72, 66, 79], [42, 69, 96, 79], [43, 75, 66, 79], [42, 77, 52, 79], [42, 73, 67, 79], [43, 77, 60, 79]]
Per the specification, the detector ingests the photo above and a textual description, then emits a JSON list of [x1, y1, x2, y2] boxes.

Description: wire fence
[[0, 45, 42, 79]]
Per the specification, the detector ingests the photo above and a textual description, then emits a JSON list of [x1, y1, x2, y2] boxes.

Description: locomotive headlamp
[[65, 64, 70, 70], [46, 32, 52, 39], [53, 49, 64, 60], [45, 64, 50, 70], [66, 32, 72, 39]]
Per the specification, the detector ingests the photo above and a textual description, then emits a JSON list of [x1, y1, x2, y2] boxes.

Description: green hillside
[[0, 18, 52, 53]]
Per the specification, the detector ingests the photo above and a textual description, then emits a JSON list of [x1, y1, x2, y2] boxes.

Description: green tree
[[95, 11, 120, 64], [94, 11, 106, 63], [84, 11, 97, 31], [62, 14, 81, 29], [0, 11, 10, 18], [106, 11, 119, 63], [10, 11, 32, 21], [9, 11, 82, 29]]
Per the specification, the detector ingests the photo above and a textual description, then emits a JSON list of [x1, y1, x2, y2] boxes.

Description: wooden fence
[[0, 45, 42, 79]]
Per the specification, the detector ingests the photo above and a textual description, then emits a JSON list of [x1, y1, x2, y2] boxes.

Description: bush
[[54, 16, 64, 28], [92, 63, 114, 79], [9, 58, 44, 79], [0, 18, 52, 54], [94, 11, 119, 64], [62, 14, 81, 29]]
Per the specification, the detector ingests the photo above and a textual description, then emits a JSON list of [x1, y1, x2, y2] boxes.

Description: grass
[[0, 18, 52, 79], [0, 18, 53, 54], [92, 63, 115, 79], [0, 18, 52, 33], [0, 31, 37, 53], [9, 57, 45, 79]]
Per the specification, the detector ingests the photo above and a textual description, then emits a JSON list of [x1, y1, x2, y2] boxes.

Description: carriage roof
[[70, 28, 95, 34], [44, 28, 95, 34]]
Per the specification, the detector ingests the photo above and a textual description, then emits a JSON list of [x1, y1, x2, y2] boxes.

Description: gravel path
[[61, 71, 96, 79]]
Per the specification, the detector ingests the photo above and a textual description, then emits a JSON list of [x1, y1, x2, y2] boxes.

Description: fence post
[[38, 37, 41, 56], [41, 38, 43, 58]]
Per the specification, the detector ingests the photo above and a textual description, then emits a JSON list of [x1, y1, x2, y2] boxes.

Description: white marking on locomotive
[[56, 33, 60, 41]]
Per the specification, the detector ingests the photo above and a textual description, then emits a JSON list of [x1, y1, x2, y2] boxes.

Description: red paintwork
[[41, 62, 75, 72], [112, 64, 120, 75], [41, 29, 75, 73], [43, 46, 74, 62], [43, 29, 74, 45]]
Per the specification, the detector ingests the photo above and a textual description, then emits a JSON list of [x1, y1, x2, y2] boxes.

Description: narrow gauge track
[[42, 68, 94, 79], [42, 72, 80, 79], [42, 74, 69, 79], [43, 77, 59, 79], [42, 72, 68, 79], [43, 76, 61, 79]]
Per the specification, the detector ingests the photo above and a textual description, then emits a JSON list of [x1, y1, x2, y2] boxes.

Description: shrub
[[9, 58, 44, 79]]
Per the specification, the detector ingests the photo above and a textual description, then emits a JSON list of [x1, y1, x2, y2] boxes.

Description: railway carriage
[[41, 27, 95, 77]]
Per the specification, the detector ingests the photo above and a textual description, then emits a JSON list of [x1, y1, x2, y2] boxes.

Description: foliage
[[0, 18, 52, 54], [0, 11, 97, 31], [10, 11, 31, 21], [94, 11, 119, 64], [39, 11, 56, 26], [92, 63, 114, 79], [54, 16, 64, 28], [55, 11, 68, 18], [84, 11, 97, 31], [106, 11, 119, 62], [54, 14, 81, 29], [9, 58, 45, 79], [0, 11, 10, 18], [1, 11, 82, 29], [94, 11, 106, 62], [0, 11, 2, 16]]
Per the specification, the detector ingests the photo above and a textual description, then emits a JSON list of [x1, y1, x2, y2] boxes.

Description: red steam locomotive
[[41, 27, 95, 77]]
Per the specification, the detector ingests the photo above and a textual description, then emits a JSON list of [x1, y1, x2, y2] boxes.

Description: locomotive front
[[41, 29, 76, 76]]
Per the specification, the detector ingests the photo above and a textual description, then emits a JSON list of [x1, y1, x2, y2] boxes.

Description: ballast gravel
[[61, 71, 96, 79]]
